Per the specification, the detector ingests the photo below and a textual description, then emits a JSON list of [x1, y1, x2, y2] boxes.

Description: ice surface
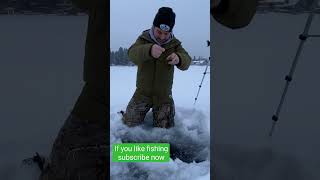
[[110, 66, 210, 180]]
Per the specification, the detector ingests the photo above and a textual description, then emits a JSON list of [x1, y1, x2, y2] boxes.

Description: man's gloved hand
[[166, 53, 180, 65], [151, 44, 165, 58]]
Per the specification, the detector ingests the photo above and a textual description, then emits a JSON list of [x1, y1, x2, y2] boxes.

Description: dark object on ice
[[22, 152, 46, 171], [170, 143, 207, 163], [118, 110, 125, 115], [121, 132, 208, 164], [120, 140, 208, 163]]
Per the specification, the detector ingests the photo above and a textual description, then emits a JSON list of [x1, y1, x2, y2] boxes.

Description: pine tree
[[118, 47, 124, 65]]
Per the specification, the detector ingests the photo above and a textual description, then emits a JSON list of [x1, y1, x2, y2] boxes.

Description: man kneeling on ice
[[122, 7, 192, 128]]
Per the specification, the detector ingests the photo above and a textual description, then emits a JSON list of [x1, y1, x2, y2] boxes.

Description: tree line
[[0, 0, 85, 15], [110, 47, 209, 66], [110, 47, 134, 66]]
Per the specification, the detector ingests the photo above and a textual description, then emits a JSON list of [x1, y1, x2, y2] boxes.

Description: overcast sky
[[110, 0, 210, 58]]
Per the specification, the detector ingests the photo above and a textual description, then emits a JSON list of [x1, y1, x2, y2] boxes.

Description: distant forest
[[110, 47, 209, 66], [0, 0, 85, 15], [110, 47, 134, 66]]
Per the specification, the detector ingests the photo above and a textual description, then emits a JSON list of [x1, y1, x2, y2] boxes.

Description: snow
[[212, 12, 320, 179], [0, 15, 86, 180], [0, 14, 210, 180], [110, 66, 210, 180], [3, 9, 320, 180]]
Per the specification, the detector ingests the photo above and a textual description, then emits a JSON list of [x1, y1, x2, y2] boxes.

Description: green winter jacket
[[128, 30, 192, 105]]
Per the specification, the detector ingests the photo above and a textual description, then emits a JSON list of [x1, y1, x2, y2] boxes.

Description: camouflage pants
[[39, 114, 108, 180], [123, 93, 175, 128]]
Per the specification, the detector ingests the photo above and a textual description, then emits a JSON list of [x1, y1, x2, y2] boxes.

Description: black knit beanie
[[153, 7, 176, 32]]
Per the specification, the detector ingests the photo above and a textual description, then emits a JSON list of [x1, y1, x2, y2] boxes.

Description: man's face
[[153, 26, 171, 43]]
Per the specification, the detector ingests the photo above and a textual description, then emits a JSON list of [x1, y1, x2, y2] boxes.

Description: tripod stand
[[269, 0, 320, 136]]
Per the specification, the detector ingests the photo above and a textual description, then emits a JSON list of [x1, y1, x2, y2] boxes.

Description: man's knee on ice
[[153, 103, 175, 128]]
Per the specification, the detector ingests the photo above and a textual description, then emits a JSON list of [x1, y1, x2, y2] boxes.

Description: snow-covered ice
[[110, 66, 210, 180], [0, 15, 210, 180], [0, 15, 86, 180], [212, 13, 320, 180]]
